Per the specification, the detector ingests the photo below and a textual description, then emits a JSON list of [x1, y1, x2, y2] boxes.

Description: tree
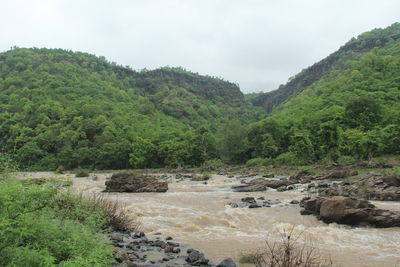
[[318, 120, 341, 161], [216, 120, 249, 164], [129, 137, 156, 168], [344, 97, 381, 130], [339, 129, 366, 159], [289, 130, 315, 163]]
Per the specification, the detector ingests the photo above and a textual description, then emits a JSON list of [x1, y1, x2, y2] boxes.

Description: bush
[[55, 165, 65, 174], [274, 152, 305, 166], [337, 155, 357, 166], [239, 253, 256, 264], [246, 157, 271, 167], [0, 153, 18, 179], [254, 227, 331, 267], [204, 159, 225, 167], [74, 169, 90, 177], [0, 177, 137, 266]]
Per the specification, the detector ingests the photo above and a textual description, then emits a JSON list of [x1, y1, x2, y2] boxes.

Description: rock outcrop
[[232, 178, 295, 192], [317, 173, 400, 201], [300, 196, 400, 228], [104, 172, 168, 193], [228, 197, 281, 209], [290, 170, 358, 182], [232, 170, 359, 192]]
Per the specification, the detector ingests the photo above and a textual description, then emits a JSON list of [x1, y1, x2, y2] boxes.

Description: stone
[[186, 250, 209, 265], [104, 172, 168, 193], [241, 197, 256, 203], [164, 246, 174, 253], [217, 258, 237, 267], [300, 196, 400, 227], [167, 241, 179, 247]]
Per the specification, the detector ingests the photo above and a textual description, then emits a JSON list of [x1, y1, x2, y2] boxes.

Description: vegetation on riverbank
[[0, 159, 135, 267]]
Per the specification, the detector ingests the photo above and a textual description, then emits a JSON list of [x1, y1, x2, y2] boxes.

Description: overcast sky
[[1, 0, 400, 93]]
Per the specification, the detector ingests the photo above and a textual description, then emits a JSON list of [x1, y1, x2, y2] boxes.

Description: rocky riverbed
[[16, 170, 400, 267], [111, 231, 236, 267]]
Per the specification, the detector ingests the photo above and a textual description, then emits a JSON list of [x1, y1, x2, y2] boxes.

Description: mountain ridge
[[252, 22, 400, 112]]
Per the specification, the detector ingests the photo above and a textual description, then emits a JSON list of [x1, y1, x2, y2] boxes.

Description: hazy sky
[[1, 0, 400, 93]]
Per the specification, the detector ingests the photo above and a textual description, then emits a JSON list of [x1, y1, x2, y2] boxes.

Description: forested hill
[[0, 47, 262, 170], [244, 23, 400, 165], [252, 22, 400, 112]]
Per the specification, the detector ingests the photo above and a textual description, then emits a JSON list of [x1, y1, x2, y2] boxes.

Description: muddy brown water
[[18, 172, 400, 266]]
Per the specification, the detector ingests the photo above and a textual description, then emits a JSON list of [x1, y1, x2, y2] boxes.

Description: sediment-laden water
[[18, 172, 400, 266]]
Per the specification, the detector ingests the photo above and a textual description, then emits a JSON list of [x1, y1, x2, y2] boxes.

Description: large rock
[[186, 250, 209, 265], [300, 196, 400, 227], [232, 179, 294, 192], [104, 172, 168, 193]]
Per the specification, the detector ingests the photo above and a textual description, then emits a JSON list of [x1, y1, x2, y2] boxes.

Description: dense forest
[[246, 22, 400, 165], [0, 48, 262, 170], [1, 23, 400, 170]]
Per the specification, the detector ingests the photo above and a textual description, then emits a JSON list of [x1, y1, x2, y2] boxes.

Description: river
[[19, 171, 400, 266]]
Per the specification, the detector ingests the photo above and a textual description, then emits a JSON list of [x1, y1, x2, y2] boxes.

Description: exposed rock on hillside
[[104, 172, 168, 193], [300, 196, 400, 228]]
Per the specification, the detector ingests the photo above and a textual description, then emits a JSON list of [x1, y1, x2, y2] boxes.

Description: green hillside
[[252, 22, 400, 112], [0, 48, 262, 170], [245, 23, 400, 164]]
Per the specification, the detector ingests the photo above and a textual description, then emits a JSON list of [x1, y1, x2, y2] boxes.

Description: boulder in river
[[217, 258, 237, 267], [300, 196, 400, 227], [232, 178, 295, 192], [186, 249, 209, 265], [104, 172, 168, 193]]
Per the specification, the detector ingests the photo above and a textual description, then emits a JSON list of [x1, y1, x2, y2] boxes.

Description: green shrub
[[239, 253, 255, 264], [246, 157, 271, 167], [55, 165, 65, 174], [0, 153, 18, 179], [337, 155, 357, 166], [204, 159, 225, 167], [0, 178, 117, 266], [74, 169, 90, 177], [274, 152, 305, 166]]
